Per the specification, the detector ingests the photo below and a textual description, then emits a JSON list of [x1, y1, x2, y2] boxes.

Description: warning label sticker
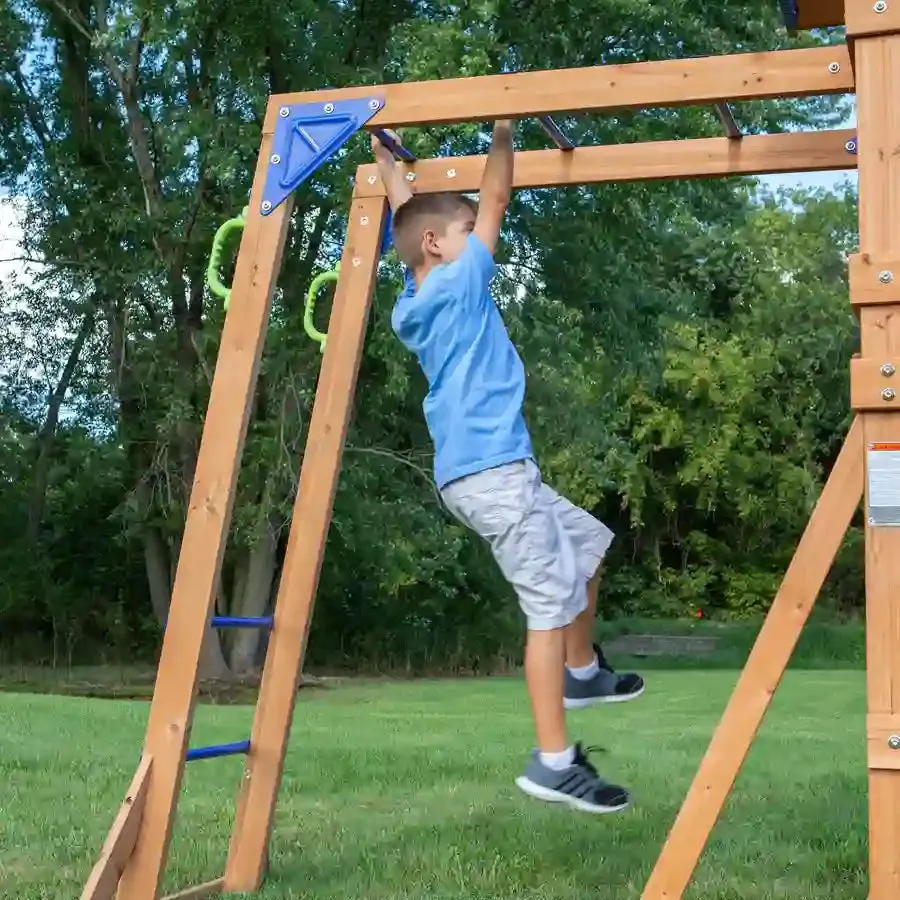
[[867, 444, 900, 527]]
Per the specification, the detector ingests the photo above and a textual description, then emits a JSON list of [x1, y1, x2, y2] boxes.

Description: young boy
[[370, 122, 644, 814]]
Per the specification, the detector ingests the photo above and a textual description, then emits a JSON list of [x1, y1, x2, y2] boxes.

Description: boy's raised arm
[[474, 120, 514, 254], [370, 132, 414, 212]]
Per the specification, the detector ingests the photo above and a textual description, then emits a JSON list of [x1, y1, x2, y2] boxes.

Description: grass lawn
[[0, 670, 868, 899]]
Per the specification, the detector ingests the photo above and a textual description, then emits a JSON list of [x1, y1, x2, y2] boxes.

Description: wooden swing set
[[80, 1, 900, 897]]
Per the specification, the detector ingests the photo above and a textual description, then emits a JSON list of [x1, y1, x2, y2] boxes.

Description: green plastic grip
[[305, 263, 339, 352], [206, 206, 248, 310]]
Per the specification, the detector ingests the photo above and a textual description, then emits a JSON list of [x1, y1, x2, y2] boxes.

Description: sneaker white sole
[[515, 776, 630, 814], [563, 682, 645, 709]]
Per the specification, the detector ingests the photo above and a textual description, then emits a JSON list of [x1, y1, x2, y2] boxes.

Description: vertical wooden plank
[[640, 419, 863, 900], [113, 130, 294, 900], [223, 194, 389, 891], [853, 21, 900, 900]]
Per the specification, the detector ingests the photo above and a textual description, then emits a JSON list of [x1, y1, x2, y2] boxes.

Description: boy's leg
[[537, 484, 645, 708], [441, 460, 629, 814]]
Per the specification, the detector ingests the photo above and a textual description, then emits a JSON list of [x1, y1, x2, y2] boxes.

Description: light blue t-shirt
[[391, 233, 534, 489]]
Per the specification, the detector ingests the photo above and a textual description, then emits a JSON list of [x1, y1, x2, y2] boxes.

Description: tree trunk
[[229, 515, 279, 676], [27, 304, 96, 542]]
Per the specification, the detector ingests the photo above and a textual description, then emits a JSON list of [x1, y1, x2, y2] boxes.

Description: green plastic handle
[[207, 206, 248, 310], [305, 263, 339, 352]]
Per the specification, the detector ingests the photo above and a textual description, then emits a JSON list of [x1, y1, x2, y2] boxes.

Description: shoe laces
[[573, 742, 607, 777]]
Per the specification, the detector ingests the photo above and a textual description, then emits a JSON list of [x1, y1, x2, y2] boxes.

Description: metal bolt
[[875, 0, 888, 12], [829, 62, 841, 73], [845, 138, 858, 154], [367, 175, 378, 184], [369, 99, 380, 110], [360, 216, 369, 225], [270, 154, 281, 165], [324, 103, 334, 113], [882, 388, 896, 402], [279, 107, 290, 118], [261, 200, 272, 212], [879, 270, 894, 284], [405, 172, 416, 182], [882, 363, 896, 377], [446, 168, 457, 178], [352, 257, 361, 267], [890, 735, 900, 750]]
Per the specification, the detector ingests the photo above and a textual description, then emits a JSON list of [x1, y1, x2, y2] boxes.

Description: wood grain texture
[[112, 133, 294, 900], [266, 46, 853, 131], [640, 419, 863, 900], [355, 129, 857, 195], [852, 23, 900, 900], [79, 757, 152, 900], [223, 196, 389, 892]]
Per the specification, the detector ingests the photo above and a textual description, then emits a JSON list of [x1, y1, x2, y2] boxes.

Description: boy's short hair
[[391, 192, 478, 268]]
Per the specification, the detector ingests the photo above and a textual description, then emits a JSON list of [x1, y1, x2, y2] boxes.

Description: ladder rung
[[211, 615, 273, 628], [186, 740, 250, 762], [538, 115, 575, 150]]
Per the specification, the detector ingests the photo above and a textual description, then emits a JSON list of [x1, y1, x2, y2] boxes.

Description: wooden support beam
[[851, 357, 900, 409], [849, 252, 900, 307], [796, 0, 845, 29], [80, 757, 152, 900], [846, 0, 900, 37], [852, 18, 900, 898], [161, 878, 224, 900], [111, 130, 295, 900], [640, 417, 864, 900], [223, 195, 389, 892], [355, 129, 857, 195], [266, 46, 853, 132]]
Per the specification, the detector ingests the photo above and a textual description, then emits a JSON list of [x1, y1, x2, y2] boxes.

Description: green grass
[[0, 672, 868, 899]]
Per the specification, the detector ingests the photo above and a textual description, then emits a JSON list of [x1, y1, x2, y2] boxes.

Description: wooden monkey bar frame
[[80, 4, 900, 898]]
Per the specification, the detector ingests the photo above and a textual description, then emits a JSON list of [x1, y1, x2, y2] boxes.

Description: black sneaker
[[515, 742, 630, 814], [564, 644, 645, 709]]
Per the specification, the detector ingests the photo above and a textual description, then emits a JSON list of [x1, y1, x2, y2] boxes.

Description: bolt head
[[874, 0, 888, 12], [879, 270, 894, 284], [360, 216, 369, 225], [845, 138, 857, 153], [324, 103, 334, 113], [882, 388, 896, 402], [368, 99, 380, 110], [890, 735, 900, 750], [367, 175, 378, 184], [405, 172, 416, 182], [446, 168, 457, 178], [261, 200, 272, 212], [279, 106, 290, 118], [829, 62, 841, 73], [352, 257, 361, 267], [270, 154, 281, 165], [882, 363, 897, 377]]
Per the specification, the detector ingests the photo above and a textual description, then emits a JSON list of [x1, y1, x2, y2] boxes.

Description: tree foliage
[[0, 0, 859, 674]]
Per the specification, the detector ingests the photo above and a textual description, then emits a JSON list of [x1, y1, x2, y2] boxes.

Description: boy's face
[[422, 208, 476, 265]]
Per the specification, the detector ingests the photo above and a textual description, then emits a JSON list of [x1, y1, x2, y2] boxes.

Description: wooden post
[[113, 129, 295, 900], [639, 419, 863, 899], [223, 194, 389, 891], [847, 4, 900, 895]]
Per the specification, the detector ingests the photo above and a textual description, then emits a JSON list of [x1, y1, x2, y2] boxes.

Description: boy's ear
[[422, 227, 439, 257]]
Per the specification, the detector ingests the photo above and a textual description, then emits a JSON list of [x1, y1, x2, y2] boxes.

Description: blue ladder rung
[[211, 615, 274, 628], [186, 740, 251, 762]]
